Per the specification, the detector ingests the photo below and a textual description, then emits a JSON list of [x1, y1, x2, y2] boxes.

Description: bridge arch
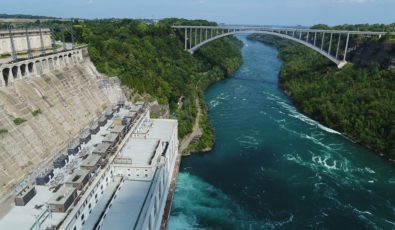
[[2, 68, 10, 86], [59, 55, 64, 66], [12, 66, 19, 79], [53, 57, 58, 68], [28, 62, 34, 74], [35, 60, 42, 75], [42, 59, 48, 73], [48, 58, 54, 71], [190, 30, 343, 67], [20, 64, 27, 77]]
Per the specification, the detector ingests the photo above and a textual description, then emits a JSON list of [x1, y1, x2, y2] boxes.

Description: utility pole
[[39, 27, 46, 55], [8, 26, 17, 62], [50, 27, 56, 54], [25, 27, 33, 59], [61, 27, 66, 51], [70, 26, 75, 49]]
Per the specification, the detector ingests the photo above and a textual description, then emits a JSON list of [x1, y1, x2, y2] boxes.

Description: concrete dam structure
[[0, 49, 125, 197]]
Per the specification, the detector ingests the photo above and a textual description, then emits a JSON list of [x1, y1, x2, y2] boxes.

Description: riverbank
[[70, 18, 243, 153], [248, 34, 395, 160], [169, 34, 395, 229]]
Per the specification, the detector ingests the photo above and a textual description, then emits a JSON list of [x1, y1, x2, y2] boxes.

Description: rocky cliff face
[[351, 41, 395, 68], [0, 60, 125, 196]]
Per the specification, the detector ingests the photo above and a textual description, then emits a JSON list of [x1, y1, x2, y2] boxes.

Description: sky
[[2, 0, 395, 26]]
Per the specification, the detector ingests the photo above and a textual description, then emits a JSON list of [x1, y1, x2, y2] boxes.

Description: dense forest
[[249, 26, 395, 159], [69, 18, 242, 152]]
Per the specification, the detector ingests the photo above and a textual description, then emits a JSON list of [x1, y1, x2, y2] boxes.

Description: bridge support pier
[[194, 28, 197, 46], [343, 32, 350, 61], [189, 28, 192, 49], [184, 28, 187, 50], [337, 61, 348, 69], [335, 34, 341, 59]]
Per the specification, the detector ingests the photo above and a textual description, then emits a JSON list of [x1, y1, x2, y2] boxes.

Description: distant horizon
[[1, 13, 394, 29], [2, 0, 395, 27]]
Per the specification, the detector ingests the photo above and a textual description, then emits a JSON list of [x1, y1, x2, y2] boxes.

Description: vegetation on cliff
[[71, 19, 242, 151], [249, 27, 395, 158]]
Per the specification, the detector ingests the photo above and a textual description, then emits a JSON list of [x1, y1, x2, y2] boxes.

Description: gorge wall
[[0, 53, 125, 196]]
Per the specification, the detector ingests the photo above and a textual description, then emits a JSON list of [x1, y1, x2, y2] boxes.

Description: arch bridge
[[172, 25, 394, 68]]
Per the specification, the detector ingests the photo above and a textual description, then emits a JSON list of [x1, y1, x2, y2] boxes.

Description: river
[[168, 35, 395, 229]]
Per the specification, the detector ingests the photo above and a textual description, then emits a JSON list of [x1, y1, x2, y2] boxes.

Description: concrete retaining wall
[[0, 52, 126, 196]]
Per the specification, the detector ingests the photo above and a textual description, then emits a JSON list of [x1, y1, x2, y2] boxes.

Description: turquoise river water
[[168, 35, 395, 229]]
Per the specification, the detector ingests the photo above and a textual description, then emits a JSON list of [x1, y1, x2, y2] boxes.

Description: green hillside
[[71, 19, 242, 151], [249, 30, 395, 158]]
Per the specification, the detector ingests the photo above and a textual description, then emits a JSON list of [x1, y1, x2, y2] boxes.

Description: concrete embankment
[[0, 59, 125, 197]]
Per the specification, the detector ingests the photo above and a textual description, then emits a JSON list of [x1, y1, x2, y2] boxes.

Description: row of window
[[71, 169, 113, 230]]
